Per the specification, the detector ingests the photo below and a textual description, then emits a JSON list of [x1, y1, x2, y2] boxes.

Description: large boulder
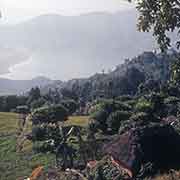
[[104, 123, 180, 177]]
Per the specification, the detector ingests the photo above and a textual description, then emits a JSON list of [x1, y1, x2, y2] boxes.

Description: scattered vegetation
[[0, 112, 89, 179], [2, 0, 180, 179]]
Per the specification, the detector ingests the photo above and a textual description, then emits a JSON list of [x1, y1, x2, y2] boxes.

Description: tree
[[30, 97, 46, 110], [129, 0, 180, 51], [0, 96, 5, 111], [60, 99, 78, 115], [61, 87, 78, 101], [164, 96, 180, 116], [90, 100, 132, 134], [135, 97, 153, 114], [31, 104, 68, 125], [4, 95, 19, 112], [135, 93, 166, 121], [30, 105, 76, 169], [27, 87, 41, 105], [148, 92, 166, 120], [171, 56, 180, 85], [107, 110, 131, 134], [138, 79, 161, 95]]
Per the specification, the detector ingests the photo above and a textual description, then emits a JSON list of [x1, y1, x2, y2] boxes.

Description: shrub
[[118, 119, 133, 135], [88, 103, 102, 115], [60, 99, 78, 115], [31, 104, 68, 125], [30, 98, 46, 110], [91, 109, 109, 133], [164, 96, 180, 104], [115, 95, 133, 102], [118, 119, 147, 135], [107, 111, 132, 134], [149, 93, 166, 118], [30, 104, 78, 169], [90, 99, 132, 134], [135, 98, 153, 114], [114, 101, 132, 111], [98, 99, 131, 113], [31, 125, 47, 141], [130, 112, 149, 122], [16, 105, 29, 114], [88, 156, 129, 180]]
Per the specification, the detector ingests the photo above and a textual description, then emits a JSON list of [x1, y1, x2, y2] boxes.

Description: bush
[[91, 109, 109, 133], [90, 99, 132, 134], [164, 96, 180, 104], [88, 103, 102, 115], [98, 99, 131, 113], [31, 126, 47, 141], [149, 93, 166, 118], [88, 156, 129, 180], [114, 101, 132, 112], [31, 104, 68, 125], [118, 118, 147, 135], [115, 95, 133, 102], [107, 111, 132, 134], [16, 105, 29, 114], [135, 98, 153, 114], [30, 98, 46, 110], [61, 99, 78, 115], [164, 96, 180, 116], [31, 125, 61, 142], [130, 112, 149, 122]]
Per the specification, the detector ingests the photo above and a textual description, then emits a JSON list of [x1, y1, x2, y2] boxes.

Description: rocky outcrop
[[104, 123, 180, 177]]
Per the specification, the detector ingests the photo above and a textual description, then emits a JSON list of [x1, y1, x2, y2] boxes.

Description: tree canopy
[[130, 0, 180, 51]]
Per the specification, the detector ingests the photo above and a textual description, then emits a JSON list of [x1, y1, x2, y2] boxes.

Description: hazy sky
[[0, 0, 134, 24], [0, 0, 138, 80]]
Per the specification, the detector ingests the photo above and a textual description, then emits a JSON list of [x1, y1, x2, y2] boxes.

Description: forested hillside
[[47, 50, 178, 103], [0, 76, 55, 95]]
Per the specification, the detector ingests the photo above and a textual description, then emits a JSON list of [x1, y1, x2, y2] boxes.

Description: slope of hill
[[48, 50, 177, 101], [0, 50, 176, 96], [0, 76, 55, 95]]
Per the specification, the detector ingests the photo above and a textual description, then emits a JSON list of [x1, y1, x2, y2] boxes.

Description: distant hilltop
[[0, 76, 56, 95], [0, 50, 177, 96]]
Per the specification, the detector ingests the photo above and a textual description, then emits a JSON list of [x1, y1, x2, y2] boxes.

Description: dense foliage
[[29, 104, 77, 169], [129, 0, 180, 51], [31, 105, 68, 125]]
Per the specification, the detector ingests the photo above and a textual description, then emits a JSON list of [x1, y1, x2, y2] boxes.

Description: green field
[[0, 112, 89, 180]]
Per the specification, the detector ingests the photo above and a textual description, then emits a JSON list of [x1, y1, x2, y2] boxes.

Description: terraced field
[[0, 112, 89, 180]]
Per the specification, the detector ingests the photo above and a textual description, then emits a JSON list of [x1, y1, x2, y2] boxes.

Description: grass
[[65, 116, 89, 127], [0, 112, 55, 180], [0, 136, 55, 180], [0, 112, 19, 134], [0, 112, 89, 180], [0, 112, 180, 179]]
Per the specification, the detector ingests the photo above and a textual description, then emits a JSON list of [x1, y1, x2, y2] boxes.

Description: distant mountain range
[[43, 50, 177, 99], [0, 10, 177, 95], [0, 50, 177, 96], [0, 10, 157, 80], [0, 76, 56, 95]]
